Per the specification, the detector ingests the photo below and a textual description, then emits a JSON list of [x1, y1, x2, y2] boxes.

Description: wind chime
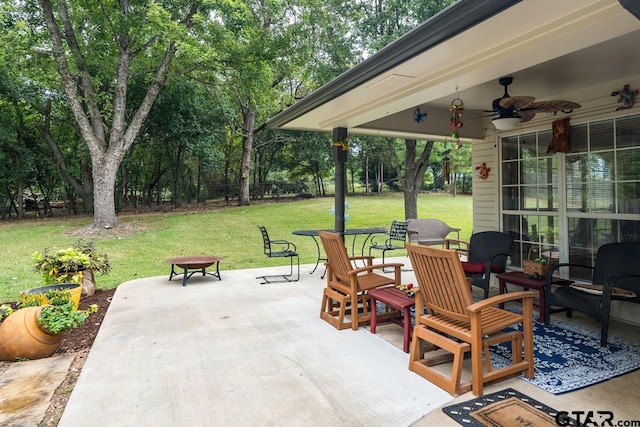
[[450, 97, 464, 148], [443, 156, 450, 185], [440, 96, 464, 185]]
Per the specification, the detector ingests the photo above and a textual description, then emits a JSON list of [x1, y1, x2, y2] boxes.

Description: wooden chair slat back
[[407, 244, 473, 323], [319, 231, 353, 282]]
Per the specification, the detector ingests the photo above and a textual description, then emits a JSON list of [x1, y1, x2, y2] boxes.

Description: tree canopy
[[0, 0, 463, 224]]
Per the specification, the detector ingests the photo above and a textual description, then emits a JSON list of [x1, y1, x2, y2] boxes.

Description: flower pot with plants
[[0, 289, 97, 361], [21, 283, 82, 310], [32, 239, 110, 298]]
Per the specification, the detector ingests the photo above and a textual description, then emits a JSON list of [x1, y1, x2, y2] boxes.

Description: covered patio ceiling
[[268, 0, 640, 143]]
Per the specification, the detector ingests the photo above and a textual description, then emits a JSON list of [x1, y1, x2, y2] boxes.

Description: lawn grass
[[0, 193, 471, 303]]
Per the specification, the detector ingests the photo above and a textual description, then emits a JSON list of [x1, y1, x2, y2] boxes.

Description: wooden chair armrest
[[445, 238, 469, 251], [348, 263, 403, 276], [349, 255, 374, 266], [467, 291, 536, 312]]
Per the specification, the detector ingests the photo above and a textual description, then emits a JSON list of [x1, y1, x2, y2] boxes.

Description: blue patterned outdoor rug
[[489, 318, 640, 394], [442, 388, 578, 426]]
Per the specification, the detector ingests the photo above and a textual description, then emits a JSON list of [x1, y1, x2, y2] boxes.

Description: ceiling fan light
[[492, 117, 521, 131]]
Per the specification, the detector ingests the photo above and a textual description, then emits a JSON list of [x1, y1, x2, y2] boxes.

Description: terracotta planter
[[0, 306, 62, 361], [21, 283, 82, 310]]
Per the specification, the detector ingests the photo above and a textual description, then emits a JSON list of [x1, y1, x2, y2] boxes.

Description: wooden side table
[[496, 271, 572, 322], [368, 286, 416, 352]]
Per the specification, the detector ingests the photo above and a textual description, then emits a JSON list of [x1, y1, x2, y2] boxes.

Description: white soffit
[[286, 0, 639, 136]]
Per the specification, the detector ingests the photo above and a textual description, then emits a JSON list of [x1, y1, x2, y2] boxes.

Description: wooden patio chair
[[406, 244, 535, 397], [319, 231, 403, 331]]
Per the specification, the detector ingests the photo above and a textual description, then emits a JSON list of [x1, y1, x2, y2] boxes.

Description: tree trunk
[[17, 176, 24, 220], [403, 139, 434, 220], [38, 0, 197, 227], [92, 155, 119, 229], [238, 105, 255, 206], [365, 155, 369, 194], [173, 144, 186, 208], [452, 171, 458, 197], [38, 98, 92, 212]]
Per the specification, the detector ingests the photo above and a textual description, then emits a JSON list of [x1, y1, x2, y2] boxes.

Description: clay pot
[[0, 306, 62, 361], [21, 283, 82, 310]]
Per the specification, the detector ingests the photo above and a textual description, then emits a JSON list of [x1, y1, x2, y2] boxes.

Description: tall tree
[[352, 0, 456, 218], [34, 0, 206, 228], [403, 139, 434, 219], [210, 1, 354, 206]]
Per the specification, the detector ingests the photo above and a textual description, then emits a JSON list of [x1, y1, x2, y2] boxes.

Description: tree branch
[[38, 0, 104, 159]]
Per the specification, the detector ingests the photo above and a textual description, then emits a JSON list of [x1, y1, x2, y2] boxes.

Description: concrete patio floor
[[58, 257, 640, 426]]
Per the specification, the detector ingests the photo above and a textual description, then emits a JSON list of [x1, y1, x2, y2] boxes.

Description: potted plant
[[0, 304, 13, 323], [0, 289, 97, 361], [32, 239, 110, 297]]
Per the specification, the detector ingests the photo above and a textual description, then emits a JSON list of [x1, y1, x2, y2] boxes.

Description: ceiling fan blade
[[499, 96, 535, 110], [465, 108, 498, 114], [517, 110, 536, 123], [524, 100, 581, 113]]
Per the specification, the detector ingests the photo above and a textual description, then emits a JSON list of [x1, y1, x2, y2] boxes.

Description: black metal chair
[[256, 226, 299, 284], [369, 220, 409, 270], [544, 242, 640, 346], [446, 231, 513, 299]]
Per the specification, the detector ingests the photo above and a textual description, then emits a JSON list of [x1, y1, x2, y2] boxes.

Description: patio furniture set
[[165, 220, 640, 397], [309, 222, 640, 398]]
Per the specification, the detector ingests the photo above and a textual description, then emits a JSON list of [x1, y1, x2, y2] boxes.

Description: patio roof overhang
[[267, 0, 640, 143]]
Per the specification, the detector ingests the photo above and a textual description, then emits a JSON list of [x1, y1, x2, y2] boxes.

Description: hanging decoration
[[443, 156, 450, 184], [476, 163, 491, 180], [414, 107, 427, 123], [548, 118, 570, 153], [611, 84, 639, 111], [333, 135, 349, 150], [449, 97, 464, 139], [329, 201, 350, 222]]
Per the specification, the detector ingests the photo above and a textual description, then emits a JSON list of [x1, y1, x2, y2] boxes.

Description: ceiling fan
[[487, 77, 581, 126]]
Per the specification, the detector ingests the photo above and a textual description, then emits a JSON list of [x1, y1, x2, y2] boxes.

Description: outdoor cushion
[[462, 261, 505, 274]]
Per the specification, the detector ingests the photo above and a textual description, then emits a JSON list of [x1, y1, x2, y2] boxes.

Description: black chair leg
[[601, 308, 610, 347], [256, 256, 300, 284]]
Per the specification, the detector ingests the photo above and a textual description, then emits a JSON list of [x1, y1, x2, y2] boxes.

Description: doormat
[[488, 318, 640, 394], [442, 388, 578, 427]]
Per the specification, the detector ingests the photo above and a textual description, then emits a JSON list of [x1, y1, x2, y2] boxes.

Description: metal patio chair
[[256, 226, 299, 284], [369, 220, 409, 270]]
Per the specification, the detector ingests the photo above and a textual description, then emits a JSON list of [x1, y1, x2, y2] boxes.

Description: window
[[500, 114, 640, 278], [501, 130, 559, 267]]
